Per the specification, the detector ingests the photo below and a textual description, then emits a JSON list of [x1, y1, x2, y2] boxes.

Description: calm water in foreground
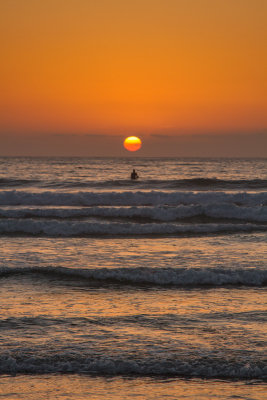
[[0, 157, 266, 399]]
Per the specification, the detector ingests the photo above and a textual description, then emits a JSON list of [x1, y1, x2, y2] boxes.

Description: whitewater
[[0, 157, 266, 400]]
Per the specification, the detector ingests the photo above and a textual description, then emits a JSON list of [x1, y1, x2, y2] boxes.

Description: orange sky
[[0, 0, 266, 153]]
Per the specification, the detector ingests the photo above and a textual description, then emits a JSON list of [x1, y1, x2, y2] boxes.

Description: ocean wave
[[0, 190, 266, 206], [124, 178, 267, 190], [169, 178, 267, 189], [38, 177, 267, 190], [2, 177, 267, 190], [1, 266, 266, 287], [0, 352, 266, 380], [0, 219, 266, 237], [0, 204, 266, 223], [0, 178, 39, 187]]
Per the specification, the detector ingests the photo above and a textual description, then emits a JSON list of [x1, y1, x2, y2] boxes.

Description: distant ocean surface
[[0, 157, 266, 399]]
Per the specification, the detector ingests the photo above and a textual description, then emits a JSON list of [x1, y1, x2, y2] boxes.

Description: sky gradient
[[1, 0, 266, 156]]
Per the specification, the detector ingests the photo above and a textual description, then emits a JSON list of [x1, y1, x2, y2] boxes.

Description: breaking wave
[[0, 352, 266, 380], [0, 204, 266, 223], [0, 219, 266, 236], [1, 190, 266, 237], [0, 190, 266, 206]]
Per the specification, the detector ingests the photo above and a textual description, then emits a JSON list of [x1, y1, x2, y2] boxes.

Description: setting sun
[[123, 136, 142, 152]]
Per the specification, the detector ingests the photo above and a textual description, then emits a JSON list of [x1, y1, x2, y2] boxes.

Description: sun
[[123, 136, 142, 152]]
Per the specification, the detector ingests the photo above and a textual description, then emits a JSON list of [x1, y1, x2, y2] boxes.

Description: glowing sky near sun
[[0, 0, 266, 149]]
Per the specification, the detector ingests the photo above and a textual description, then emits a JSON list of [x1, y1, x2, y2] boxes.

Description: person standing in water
[[131, 169, 139, 180]]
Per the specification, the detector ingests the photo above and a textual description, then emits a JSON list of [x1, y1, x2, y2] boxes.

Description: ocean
[[0, 157, 266, 399]]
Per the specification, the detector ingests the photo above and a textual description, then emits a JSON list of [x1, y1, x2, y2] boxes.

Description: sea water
[[0, 157, 266, 399]]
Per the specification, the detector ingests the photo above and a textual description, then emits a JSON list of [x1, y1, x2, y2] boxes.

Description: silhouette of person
[[131, 169, 139, 180]]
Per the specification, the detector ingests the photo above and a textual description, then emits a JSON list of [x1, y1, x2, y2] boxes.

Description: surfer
[[131, 169, 139, 180]]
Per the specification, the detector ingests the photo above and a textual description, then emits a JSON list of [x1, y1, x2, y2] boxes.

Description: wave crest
[[0, 204, 266, 223], [0, 219, 266, 237], [1, 352, 266, 380], [1, 266, 266, 287], [0, 190, 266, 206]]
